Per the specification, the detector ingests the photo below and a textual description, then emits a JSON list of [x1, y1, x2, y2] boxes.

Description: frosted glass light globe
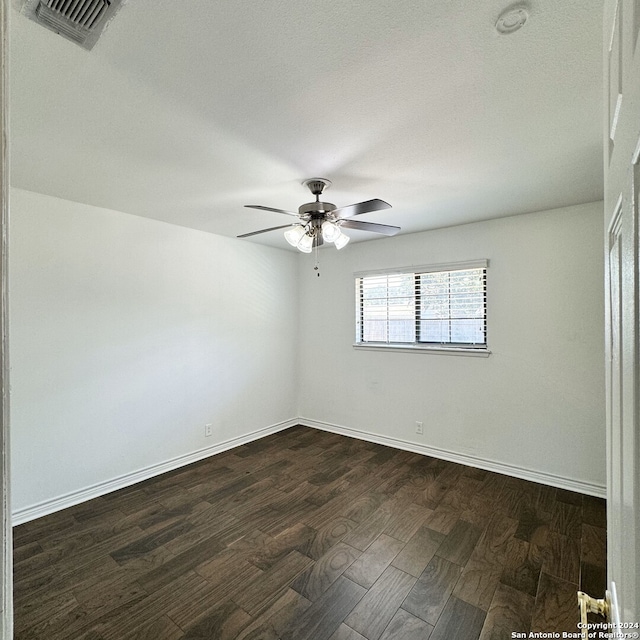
[[321, 220, 341, 243], [334, 231, 350, 250], [297, 233, 314, 253], [284, 225, 305, 247]]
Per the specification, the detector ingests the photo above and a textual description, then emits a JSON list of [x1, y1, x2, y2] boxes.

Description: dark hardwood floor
[[13, 426, 607, 640]]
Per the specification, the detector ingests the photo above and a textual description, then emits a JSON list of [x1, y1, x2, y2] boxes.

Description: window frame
[[354, 260, 490, 357]]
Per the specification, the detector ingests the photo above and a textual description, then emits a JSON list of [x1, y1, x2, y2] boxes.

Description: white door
[[604, 0, 640, 623]]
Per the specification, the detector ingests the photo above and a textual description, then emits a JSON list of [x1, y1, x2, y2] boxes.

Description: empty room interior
[[4, 0, 636, 639]]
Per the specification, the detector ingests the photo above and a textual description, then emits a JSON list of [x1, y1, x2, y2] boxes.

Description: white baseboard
[[13, 415, 606, 526], [298, 417, 607, 499], [12, 418, 298, 526]]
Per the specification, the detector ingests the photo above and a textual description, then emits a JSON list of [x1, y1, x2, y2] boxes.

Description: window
[[355, 260, 488, 354]]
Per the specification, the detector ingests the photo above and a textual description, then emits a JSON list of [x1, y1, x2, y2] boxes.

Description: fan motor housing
[[298, 201, 337, 216]]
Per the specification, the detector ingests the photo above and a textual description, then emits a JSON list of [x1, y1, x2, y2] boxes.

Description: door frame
[[1, 0, 12, 635]]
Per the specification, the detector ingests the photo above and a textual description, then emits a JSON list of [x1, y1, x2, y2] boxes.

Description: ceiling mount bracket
[[303, 178, 332, 197]]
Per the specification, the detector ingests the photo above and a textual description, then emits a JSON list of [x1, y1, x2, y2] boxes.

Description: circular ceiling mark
[[496, 7, 529, 34]]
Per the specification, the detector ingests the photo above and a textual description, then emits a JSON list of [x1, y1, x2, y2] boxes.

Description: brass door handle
[[577, 591, 610, 640]]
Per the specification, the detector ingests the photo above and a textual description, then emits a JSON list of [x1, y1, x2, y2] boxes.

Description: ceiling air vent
[[20, 0, 125, 50]]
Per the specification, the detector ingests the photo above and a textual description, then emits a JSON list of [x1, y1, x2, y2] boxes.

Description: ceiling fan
[[238, 178, 400, 252]]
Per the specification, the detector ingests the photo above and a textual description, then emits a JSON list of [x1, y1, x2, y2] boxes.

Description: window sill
[[353, 343, 491, 357]]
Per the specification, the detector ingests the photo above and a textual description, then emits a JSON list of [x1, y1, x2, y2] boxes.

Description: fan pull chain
[[314, 237, 320, 277]]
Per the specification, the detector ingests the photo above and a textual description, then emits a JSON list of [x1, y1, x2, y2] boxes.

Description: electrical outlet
[[205, 424, 213, 437], [415, 421, 423, 435]]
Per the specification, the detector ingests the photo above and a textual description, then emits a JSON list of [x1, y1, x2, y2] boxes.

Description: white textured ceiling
[[10, 0, 603, 248]]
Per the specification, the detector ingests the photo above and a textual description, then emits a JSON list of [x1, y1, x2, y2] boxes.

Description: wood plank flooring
[[13, 426, 607, 640]]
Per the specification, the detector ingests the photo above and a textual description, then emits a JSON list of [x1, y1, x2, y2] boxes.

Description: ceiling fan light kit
[[239, 178, 400, 253]]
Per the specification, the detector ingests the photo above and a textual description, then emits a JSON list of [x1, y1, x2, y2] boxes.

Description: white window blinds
[[355, 262, 487, 348]]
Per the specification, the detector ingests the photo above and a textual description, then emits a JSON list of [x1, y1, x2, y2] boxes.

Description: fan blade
[[333, 198, 391, 218], [339, 219, 400, 236], [244, 205, 298, 217], [237, 224, 294, 238]]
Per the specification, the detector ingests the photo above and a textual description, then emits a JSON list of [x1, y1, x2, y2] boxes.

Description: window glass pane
[[387, 273, 413, 299], [388, 296, 413, 316], [417, 268, 486, 345], [419, 320, 451, 342], [421, 293, 449, 319], [358, 274, 415, 344], [363, 318, 387, 342], [450, 319, 485, 344], [362, 278, 389, 301], [388, 319, 414, 342]]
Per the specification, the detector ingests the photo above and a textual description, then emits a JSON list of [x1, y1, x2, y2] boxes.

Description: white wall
[[9, 188, 299, 517], [298, 202, 605, 491], [9, 192, 606, 520]]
